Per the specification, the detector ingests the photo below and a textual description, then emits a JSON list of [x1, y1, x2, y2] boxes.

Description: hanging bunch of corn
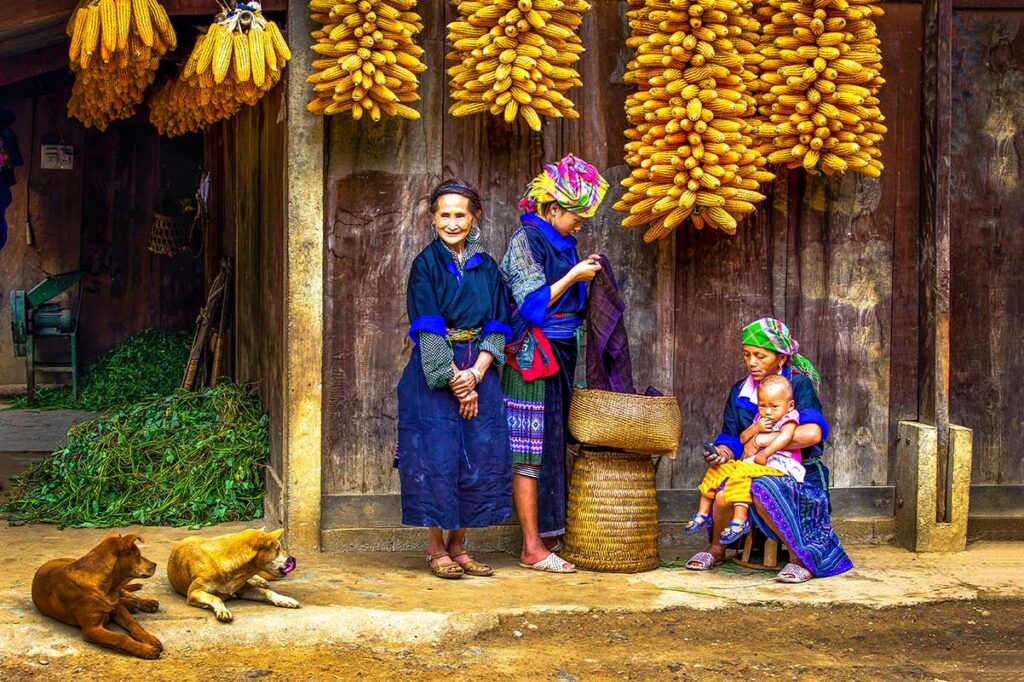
[[754, 0, 885, 176], [150, 3, 291, 137], [615, 0, 775, 241], [305, 0, 426, 121], [66, 0, 176, 131], [446, 0, 590, 131]]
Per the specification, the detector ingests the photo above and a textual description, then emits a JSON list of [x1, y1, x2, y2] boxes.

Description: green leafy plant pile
[[11, 329, 191, 411], [2, 384, 268, 528]]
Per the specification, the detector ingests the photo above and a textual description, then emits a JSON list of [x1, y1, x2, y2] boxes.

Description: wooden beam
[[0, 1, 73, 34], [0, 43, 69, 88], [162, 0, 287, 13], [919, 0, 953, 523]]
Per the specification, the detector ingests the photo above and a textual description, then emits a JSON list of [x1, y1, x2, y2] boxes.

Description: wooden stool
[[732, 527, 789, 571]]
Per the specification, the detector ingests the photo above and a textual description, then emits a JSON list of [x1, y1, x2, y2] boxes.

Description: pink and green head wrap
[[741, 317, 822, 393], [518, 154, 609, 219]]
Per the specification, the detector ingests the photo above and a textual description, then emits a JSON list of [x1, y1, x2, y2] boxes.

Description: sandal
[[684, 551, 723, 571], [450, 551, 494, 577], [427, 552, 464, 579], [776, 563, 813, 584], [518, 552, 576, 573], [685, 512, 713, 534], [718, 519, 752, 544]]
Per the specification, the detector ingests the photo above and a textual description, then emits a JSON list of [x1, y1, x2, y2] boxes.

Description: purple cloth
[[584, 256, 636, 394]]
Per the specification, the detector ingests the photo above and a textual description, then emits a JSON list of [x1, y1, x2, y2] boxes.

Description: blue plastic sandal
[[718, 519, 752, 544], [685, 512, 713, 534]]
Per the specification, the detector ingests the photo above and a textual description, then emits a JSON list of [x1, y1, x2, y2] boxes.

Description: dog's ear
[[119, 534, 142, 550], [270, 528, 285, 541]]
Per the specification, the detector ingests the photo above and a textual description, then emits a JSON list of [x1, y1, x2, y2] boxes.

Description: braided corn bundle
[[66, 0, 175, 130], [754, 0, 886, 177], [446, 0, 590, 131], [150, 4, 290, 137], [615, 0, 774, 241], [305, 0, 426, 121]]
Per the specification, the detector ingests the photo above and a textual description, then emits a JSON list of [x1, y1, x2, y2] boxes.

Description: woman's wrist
[[468, 367, 483, 384]]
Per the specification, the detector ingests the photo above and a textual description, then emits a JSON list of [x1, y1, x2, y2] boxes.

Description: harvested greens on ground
[[2, 384, 268, 528], [10, 329, 191, 411]]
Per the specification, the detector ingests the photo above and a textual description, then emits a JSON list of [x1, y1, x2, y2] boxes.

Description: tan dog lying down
[[32, 534, 163, 659], [167, 528, 298, 622]]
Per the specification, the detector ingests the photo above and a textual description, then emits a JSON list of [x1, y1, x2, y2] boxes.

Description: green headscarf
[[741, 318, 822, 393]]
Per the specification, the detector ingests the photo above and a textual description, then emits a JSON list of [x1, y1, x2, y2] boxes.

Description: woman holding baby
[[684, 318, 853, 583]]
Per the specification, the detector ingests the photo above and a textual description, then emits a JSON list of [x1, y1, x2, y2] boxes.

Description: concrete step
[[0, 409, 98, 453]]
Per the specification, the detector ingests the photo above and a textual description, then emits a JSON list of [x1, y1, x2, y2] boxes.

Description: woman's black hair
[[429, 179, 482, 215], [0, 109, 15, 127]]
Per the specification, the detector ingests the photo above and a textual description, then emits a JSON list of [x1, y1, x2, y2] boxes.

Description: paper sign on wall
[[41, 145, 74, 170]]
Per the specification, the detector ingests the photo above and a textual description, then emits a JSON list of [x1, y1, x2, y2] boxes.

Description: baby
[[686, 374, 804, 544]]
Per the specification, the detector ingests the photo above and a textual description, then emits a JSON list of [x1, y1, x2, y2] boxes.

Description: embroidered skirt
[[502, 336, 578, 538], [396, 342, 512, 530], [749, 460, 854, 577]]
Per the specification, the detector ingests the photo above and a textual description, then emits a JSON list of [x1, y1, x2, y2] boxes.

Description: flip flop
[[450, 551, 494, 577], [684, 551, 723, 571], [518, 552, 576, 573], [776, 563, 813, 583]]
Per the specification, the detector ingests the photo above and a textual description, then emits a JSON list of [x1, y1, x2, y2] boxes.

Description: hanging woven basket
[[149, 209, 195, 257], [568, 388, 682, 456], [562, 448, 660, 573]]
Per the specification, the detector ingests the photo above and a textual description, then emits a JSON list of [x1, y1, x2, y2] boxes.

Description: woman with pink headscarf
[[500, 154, 609, 573]]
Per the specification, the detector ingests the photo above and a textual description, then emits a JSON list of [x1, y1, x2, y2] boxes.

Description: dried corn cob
[[66, 0, 175, 130], [446, 0, 591, 131], [150, 4, 290, 137], [615, 0, 774, 240], [753, 0, 886, 177], [305, 0, 427, 121]]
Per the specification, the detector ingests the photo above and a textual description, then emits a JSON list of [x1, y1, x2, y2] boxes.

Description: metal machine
[[9, 271, 86, 402]]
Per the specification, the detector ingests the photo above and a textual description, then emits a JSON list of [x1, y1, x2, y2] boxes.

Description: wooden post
[[919, 0, 953, 523], [281, 0, 325, 552]]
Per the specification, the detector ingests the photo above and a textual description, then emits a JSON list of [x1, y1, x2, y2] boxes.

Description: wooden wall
[[213, 85, 287, 513], [0, 76, 204, 390], [949, 10, 1024, 487], [0, 84, 83, 387], [320, 1, 1022, 522]]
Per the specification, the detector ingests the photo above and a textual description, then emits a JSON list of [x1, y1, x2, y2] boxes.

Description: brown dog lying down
[[32, 534, 163, 659], [167, 528, 298, 622]]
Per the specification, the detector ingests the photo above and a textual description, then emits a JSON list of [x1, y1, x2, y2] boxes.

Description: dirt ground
[[2, 599, 1020, 681]]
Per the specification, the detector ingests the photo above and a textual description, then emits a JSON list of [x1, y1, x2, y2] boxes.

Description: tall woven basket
[[562, 448, 660, 573]]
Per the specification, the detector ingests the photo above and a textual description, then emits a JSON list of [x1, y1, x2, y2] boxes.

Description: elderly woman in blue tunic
[[501, 155, 609, 573], [396, 180, 513, 579], [685, 318, 853, 583]]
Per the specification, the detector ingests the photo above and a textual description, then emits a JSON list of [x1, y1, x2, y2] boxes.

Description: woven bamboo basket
[[562, 448, 660, 573], [149, 210, 194, 256], [568, 388, 682, 456]]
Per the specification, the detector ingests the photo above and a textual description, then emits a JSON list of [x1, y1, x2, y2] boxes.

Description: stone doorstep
[[321, 517, 901, 553], [320, 516, 1024, 552]]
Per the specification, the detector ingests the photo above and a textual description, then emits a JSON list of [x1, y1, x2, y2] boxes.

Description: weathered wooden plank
[[884, 3, 924, 485], [322, 0, 446, 495], [0, 43, 67, 86], [670, 216, 776, 488], [920, 0, 954, 519], [0, 1, 73, 33], [563, 0, 676, 407], [223, 87, 288, 482], [949, 11, 1024, 486], [163, 0, 288, 14]]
